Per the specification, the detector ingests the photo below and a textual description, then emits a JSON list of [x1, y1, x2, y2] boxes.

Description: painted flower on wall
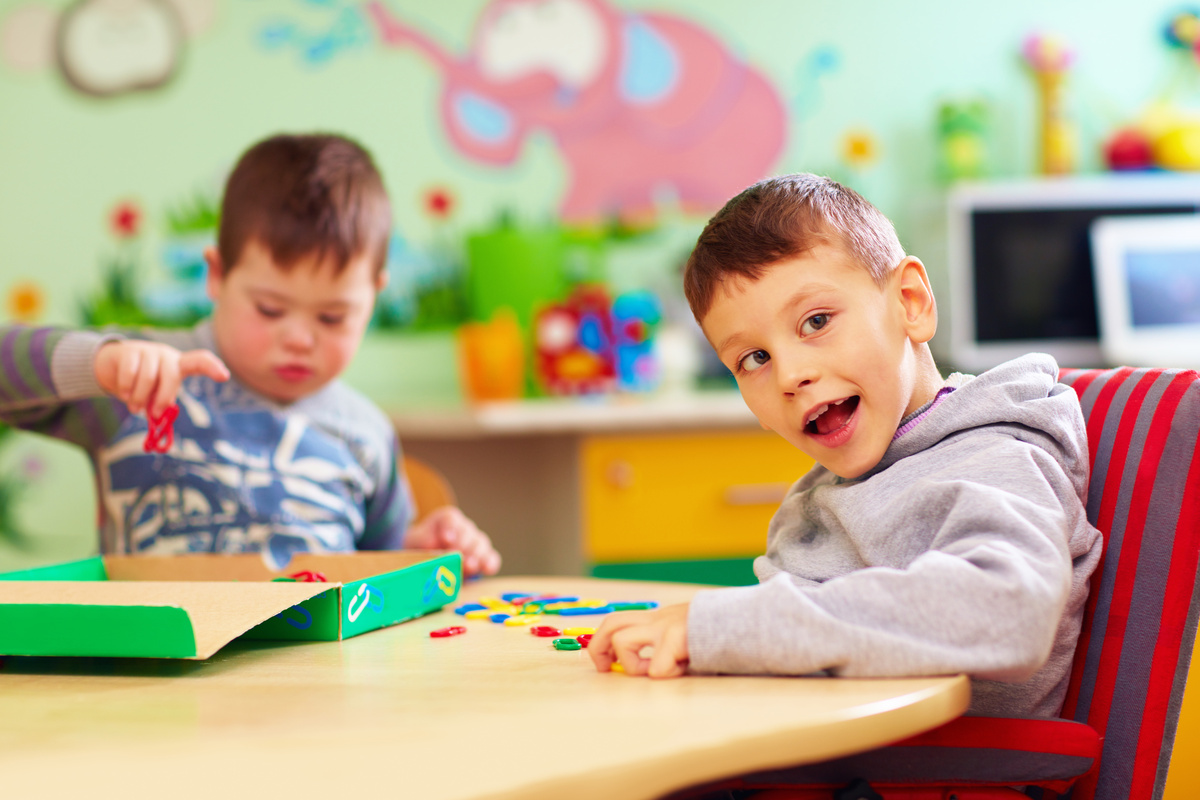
[[842, 130, 879, 168], [109, 199, 143, 239], [423, 186, 457, 220], [6, 282, 44, 323]]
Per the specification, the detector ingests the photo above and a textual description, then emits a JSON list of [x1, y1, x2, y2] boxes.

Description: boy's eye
[[318, 314, 346, 326], [256, 305, 283, 318], [738, 350, 770, 373], [801, 313, 830, 335]]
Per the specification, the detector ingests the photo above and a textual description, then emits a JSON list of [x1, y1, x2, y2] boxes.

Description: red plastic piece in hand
[[143, 403, 180, 454], [288, 570, 328, 583]]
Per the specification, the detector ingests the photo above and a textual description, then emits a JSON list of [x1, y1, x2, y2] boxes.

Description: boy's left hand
[[588, 603, 690, 678], [404, 506, 501, 578]]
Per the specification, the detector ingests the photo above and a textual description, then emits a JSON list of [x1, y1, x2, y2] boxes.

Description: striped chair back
[[1056, 367, 1200, 800]]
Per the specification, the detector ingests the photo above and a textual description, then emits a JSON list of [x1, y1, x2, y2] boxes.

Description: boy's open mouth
[[805, 396, 860, 436]]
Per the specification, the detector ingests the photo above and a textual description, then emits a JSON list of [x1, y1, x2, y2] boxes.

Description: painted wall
[[0, 0, 1192, 564]]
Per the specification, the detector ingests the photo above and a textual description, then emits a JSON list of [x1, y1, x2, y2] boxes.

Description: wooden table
[[0, 576, 970, 800]]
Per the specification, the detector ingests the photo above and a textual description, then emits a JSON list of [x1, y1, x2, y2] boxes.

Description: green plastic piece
[[0, 604, 196, 658], [552, 638, 582, 651]]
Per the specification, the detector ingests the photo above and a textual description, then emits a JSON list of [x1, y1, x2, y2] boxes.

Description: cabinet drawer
[[581, 430, 814, 562]]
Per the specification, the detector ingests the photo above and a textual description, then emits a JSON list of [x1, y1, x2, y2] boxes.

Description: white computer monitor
[[947, 174, 1200, 372], [1091, 213, 1200, 369]]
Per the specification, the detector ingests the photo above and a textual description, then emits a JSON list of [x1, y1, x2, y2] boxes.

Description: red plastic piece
[[288, 570, 328, 583], [143, 403, 179, 453], [530, 626, 562, 637], [429, 626, 467, 638], [576, 634, 593, 647]]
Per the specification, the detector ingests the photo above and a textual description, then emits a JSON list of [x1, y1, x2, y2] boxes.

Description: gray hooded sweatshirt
[[687, 354, 1103, 717]]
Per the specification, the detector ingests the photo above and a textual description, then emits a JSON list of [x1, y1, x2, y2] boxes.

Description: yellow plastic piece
[[465, 609, 495, 620], [503, 615, 541, 626], [563, 627, 596, 636], [541, 602, 579, 612], [610, 663, 625, 673], [582, 430, 814, 561], [477, 596, 508, 608]]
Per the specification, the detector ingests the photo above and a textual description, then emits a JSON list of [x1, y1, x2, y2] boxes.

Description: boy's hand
[[588, 603, 690, 678], [404, 506, 501, 578], [95, 341, 230, 418]]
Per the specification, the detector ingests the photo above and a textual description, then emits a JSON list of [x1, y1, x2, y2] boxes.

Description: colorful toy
[[1103, 127, 1155, 171], [611, 291, 662, 392], [535, 285, 618, 395], [1022, 34, 1076, 175], [534, 285, 661, 395], [937, 99, 990, 182]]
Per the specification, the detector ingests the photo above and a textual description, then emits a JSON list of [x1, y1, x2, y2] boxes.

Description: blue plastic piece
[[557, 605, 614, 616], [454, 603, 487, 615]]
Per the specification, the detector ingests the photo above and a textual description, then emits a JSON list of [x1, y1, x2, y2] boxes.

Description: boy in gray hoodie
[[588, 174, 1102, 717]]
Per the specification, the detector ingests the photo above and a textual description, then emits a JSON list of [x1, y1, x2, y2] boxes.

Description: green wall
[[0, 0, 1188, 565]]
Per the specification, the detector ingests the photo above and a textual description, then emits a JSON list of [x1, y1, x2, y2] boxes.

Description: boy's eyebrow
[[248, 288, 354, 310], [714, 283, 839, 354]]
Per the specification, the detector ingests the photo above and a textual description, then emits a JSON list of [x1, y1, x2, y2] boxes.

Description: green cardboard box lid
[[0, 550, 462, 659]]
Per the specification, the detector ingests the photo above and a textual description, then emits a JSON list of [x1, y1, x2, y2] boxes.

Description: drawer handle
[[605, 460, 635, 489], [724, 483, 789, 506]]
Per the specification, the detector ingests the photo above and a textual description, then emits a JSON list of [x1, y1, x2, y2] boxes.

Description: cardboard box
[[0, 551, 461, 659]]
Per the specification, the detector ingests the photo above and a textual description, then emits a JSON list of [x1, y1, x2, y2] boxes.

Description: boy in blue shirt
[[589, 174, 1100, 717], [0, 133, 500, 576]]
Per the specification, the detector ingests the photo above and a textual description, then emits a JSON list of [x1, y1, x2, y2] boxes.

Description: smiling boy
[[589, 174, 1101, 717], [0, 133, 500, 575]]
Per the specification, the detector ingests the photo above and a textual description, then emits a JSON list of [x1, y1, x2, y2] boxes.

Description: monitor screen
[[948, 175, 1200, 372], [971, 204, 1198, 343], [1124, 247, 1200, 327]]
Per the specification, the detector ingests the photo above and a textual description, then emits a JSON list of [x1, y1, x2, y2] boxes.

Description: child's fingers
[[179, 350, 230, 383], [130, 350, 161, 414], [116, 349, 142, 407], [150, 357, 181, 419], [479, 546, 501, 576], [587, 624, 617, 672], [610, 625, 654, 676], [647, 625, 688, 679]]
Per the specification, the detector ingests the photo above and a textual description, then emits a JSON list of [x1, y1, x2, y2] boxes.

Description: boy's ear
[[896, 256, 937, 344], [374, 269, 390, 294], [203, 246, 225, 302]]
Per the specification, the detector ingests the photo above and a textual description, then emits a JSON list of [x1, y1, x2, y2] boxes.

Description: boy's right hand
[[95, 340, 230, 418]]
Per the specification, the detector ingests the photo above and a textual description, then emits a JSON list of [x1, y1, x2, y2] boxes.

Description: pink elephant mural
[[366, 0, 787, 223]]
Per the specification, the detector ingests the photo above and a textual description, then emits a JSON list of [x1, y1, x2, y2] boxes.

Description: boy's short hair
[[684, 174, 905, 321], [217, 133, 392, 276]]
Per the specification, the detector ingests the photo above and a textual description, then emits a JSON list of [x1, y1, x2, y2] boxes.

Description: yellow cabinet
[[581, 430, 815, 563]]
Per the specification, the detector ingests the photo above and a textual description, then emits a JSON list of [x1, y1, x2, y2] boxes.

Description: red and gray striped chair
[[669, 366, 1200, 800]]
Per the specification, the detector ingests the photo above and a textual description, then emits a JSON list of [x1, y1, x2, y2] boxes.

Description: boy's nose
[[281, 321, 317, 351], [777, 357, 817, 395]]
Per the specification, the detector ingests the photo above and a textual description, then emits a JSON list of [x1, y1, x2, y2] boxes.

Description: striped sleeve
[[0, 325, 129, 451]]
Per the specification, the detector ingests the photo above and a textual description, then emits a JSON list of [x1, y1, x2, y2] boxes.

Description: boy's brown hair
[[217, 133, 392, 276], [684, 174, 905, 321]]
